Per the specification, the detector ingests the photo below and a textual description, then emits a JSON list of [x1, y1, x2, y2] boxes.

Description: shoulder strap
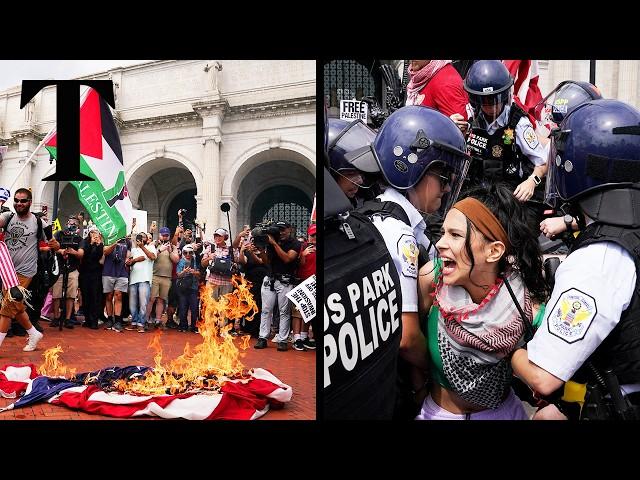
[[358, 199, 411, 227], [5, 212, 15, 229], [508, 103, 527, 129]]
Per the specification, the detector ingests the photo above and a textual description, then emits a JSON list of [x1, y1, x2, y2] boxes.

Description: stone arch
[[221, 141, 315, 199]]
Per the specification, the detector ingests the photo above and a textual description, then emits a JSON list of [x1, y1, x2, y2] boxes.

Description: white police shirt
[[528, 241, 636, 382], [479, 104, 549, 170], [370, 188, 431, 313]]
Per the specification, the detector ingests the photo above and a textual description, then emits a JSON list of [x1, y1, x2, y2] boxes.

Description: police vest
[[467, 104, 532, 187], [357, 199, 432, 268], [324, 209, 403, 420], [571, 223, 640, 385]]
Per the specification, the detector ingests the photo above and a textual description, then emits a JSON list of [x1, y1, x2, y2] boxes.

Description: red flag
[[503, 60, 543, 125]]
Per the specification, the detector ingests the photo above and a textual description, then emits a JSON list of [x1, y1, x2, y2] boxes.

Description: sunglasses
[[427, 170, 453, 188], [184, 252, 193, 255], [14, 198, 31, 204]]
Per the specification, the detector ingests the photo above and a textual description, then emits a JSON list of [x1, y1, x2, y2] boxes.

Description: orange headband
[[453, 197, 510, 252]]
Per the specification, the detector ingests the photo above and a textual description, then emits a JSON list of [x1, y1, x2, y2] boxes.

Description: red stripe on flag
[[503, 60, 543, 125], [0, 242, 19, 288]]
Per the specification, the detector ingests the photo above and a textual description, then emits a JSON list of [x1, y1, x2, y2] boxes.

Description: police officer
[[464, 60, 548, 226], [323, 106, 404, 419], [511, 99, 640, 420], [347, 106, 470, 416], [327, 117, 379, 207], [537, 80, 603, 240]]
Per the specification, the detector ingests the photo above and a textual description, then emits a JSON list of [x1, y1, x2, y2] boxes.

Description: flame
[[37, 345, 76, 378], [117, 275, 259, 396]]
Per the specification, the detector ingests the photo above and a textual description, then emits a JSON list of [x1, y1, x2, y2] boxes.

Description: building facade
[[324, 60, 640, 117], [0, 60, 316, 237]]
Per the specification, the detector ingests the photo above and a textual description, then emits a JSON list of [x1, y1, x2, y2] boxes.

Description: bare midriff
[[431, 383, 485, 414]]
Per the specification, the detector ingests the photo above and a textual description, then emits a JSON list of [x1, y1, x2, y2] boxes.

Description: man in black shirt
[[254, 221, 301, 352], [51, 216, 84, 328]]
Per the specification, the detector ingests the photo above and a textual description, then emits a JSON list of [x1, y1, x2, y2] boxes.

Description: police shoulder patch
[[396, 234, 418, 278], [522, 125, 539, 150], [547, 288, 597, 344]]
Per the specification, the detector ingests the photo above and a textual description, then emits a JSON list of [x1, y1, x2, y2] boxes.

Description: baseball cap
[[182, 245, 194, 254], [0, 187, 9, 202], [214, 228, 229, 237], [307, 224, 316, 235], [159, 227, 171, 235], [275, 221, 291, 229]]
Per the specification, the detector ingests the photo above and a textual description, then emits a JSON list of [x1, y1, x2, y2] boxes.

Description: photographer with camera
[[102, 235, 130, 332], [201, 227, 240, 334], [147, 226, 180, 329], [0, 188, 58, 353], [125, 232, 156, 333], [253, 221, 301, 352], [237, 225, 268, 338], [51, 216, 84, 329], [78, 227, 104, 329]]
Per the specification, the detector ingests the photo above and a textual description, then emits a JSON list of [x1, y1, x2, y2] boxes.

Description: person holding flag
[[0, 188, 59, 353], [43, 87, 133, 246]]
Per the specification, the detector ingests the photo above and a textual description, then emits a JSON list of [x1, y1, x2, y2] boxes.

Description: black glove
[[380, 64, 404, 111]]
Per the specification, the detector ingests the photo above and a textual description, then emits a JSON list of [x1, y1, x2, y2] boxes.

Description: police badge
[[492, 145, 503, 158], [502, 128, 514, 145]]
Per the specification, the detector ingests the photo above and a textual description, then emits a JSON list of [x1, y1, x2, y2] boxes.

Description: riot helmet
[[546, 99, 640, 226], [536, 80, 602, 129], [464, 60, 514, 121], [349, 105, 470, 216]]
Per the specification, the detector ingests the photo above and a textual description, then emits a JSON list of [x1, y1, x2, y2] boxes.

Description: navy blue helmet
[[536, 80, 602, 126], [464, 60, 514, 119], [547, 99, 640, 226], [370, 105, 470, 190]]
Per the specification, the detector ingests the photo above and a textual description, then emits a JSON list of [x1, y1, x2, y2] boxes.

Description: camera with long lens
[[251, 221, 280, 250]]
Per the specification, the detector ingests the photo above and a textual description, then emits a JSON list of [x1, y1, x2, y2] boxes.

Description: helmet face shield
[[469, 89, 511, 120], [388, 146, 470, 217], [330, 120, 379, 173], [544, 130, 562, 208]]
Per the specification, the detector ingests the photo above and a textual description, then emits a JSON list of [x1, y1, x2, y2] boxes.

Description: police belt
[[269, 273, 297, 285]]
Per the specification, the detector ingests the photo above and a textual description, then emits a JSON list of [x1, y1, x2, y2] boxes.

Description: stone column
[[618, 60, 639, 107], [201, 135, 221, 232], [193, 98, 229, 236]]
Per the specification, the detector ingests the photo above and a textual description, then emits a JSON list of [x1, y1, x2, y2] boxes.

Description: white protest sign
[[131, 209, 148, 234], [286, 274, 316, 323], [340, 100, 368, 123]]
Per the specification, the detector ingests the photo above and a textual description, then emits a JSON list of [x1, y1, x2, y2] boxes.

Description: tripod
[[58, 256, 71, 331]]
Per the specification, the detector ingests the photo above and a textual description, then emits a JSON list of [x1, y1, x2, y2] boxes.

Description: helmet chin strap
[[332, 169, 371, 189]]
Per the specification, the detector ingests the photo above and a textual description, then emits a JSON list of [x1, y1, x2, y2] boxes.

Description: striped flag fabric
[[0, 242, 19, 289], [503, 60, 543, 125], [44, 88, 133, 245], [310, 194, 316, 223], [0, 364, 292, 420]]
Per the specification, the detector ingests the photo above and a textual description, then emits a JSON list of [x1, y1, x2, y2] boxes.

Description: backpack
[[176, 257, 196, 294]]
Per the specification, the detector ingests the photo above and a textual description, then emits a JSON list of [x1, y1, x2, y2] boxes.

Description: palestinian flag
[[44, 88, 132, 245]]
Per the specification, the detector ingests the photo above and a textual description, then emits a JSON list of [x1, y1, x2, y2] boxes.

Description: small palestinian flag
[[44, 88, 132, 245]]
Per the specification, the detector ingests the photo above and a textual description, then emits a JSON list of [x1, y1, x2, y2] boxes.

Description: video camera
[[251, 221, 280, 250], [60, 225, 81, 249]]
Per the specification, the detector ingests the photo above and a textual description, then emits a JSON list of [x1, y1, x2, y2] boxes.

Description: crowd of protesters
[[0, 198, 316, 354]]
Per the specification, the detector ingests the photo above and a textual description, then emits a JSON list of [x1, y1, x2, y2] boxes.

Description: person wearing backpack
[[0, 188, 59, 353], [201, 227, 240, 335], [176, 244, 200, 333]]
